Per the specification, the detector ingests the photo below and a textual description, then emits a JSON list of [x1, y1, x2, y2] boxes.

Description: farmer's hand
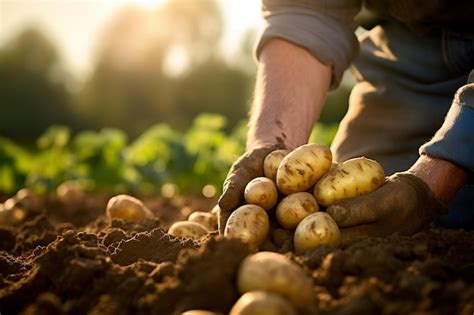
[[217, 144, 284, 234], [326, 172, 447, 244]]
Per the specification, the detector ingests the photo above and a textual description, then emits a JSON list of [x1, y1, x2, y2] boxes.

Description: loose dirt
[[0, 193, 473, 314]]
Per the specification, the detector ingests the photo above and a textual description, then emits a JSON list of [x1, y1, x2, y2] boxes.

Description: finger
[[338, 223, 386, 246], [326, 180, 399, 227], [217, 207, 232, 235], [218, 146, 276, 212]]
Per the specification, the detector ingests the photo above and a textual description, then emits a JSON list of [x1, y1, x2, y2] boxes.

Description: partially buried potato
[[168, 221, 209, 240], [224, 205, 269, 248], [276, 192, 319, 230], [237, 251, 313, 308], [314, 157, 385, 206], [230, 291, 296, 315], [106, 194, 153, 221], [294, 212, 340, 253], [244, 177, 278, 210], [276, 144, 332, 195], [188, 211, 217, 231], [263, 149, 291, 181]]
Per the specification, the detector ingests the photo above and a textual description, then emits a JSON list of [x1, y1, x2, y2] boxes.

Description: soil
[[0, 193, 473, 315]]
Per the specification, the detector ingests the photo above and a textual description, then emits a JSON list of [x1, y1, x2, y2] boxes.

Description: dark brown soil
[[0, 193, 473, 315]]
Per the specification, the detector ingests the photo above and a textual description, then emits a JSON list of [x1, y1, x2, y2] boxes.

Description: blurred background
[[0, 0, 353, 196]]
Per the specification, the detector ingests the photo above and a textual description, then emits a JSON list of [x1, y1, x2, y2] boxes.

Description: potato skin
[[276, 144, 332, 195], [224, 205, 269, 247], [237, 252, 313, 308], [168, 221, 209, 240], [314, 157, 385, 207], [230, 291, 296, 315], [244, 177, 278, 210], [106, 194, 153, 221], [263, 149, 291, 181], [294, 212, 340, 253], [188, 211, 218, 231], [276, 192, 319, 230]]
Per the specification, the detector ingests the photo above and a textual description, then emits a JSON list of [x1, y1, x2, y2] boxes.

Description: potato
[[224, 205, 269, 248], [0, 202, 26, 226], [230, 291, 296, 315], [263, 149, 291, 181], [210, 204, 220, 215], [244, 177, 278, 210], [188, 211, 218, 231], [56, 180, 84, 203], [106, 194, 153, 221], [314, 157, 385, 207], [276, 192, 319, 230], [168, 221, 209, 240], [294, 212, 340, 253], [15, 188, 35, 209], [276, 144, 332, 195], [237, 251, 313, 308]]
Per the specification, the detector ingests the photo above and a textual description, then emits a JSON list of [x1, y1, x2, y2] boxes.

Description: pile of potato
[[105, 143, 385, 252], [182, 251, 314, 315], [106, 194, 218, 240], [225, 143, 385, 253]]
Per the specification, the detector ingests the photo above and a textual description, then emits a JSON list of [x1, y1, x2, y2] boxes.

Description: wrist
[[408, 155, 468, 202]]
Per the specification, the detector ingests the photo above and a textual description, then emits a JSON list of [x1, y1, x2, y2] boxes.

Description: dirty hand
[[326, 172, 447, 243], [217, 144, 284, 234]]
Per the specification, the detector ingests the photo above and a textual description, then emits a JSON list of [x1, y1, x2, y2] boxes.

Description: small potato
[[294, 212, 340, 253], [168, 221, 209, 240], [276, 192, 319, 230], [224, 205, 269, 248], [210, 204, 220, 215], [106, 194, 153, 221], [244, 177, 278, 210], [314, 157, 385, 207], [188, 211, 218, 231], [237, 251, 313, 308], [263, 149, 291, 181], [230, 291, 296, 315], [56, 180, 84, 203], [15, 188, 36, 209], [276, 144, 332, 195]]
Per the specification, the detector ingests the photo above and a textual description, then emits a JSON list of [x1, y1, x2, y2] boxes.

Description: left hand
[[326, 172, 447, 244]]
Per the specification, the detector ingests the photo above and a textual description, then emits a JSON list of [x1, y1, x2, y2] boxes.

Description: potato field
[[0, 116, 473, 315]]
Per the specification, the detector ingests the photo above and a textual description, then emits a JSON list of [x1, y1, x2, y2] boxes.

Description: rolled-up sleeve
[[420, 74, 474, 173], [255, 0, 361, 89]]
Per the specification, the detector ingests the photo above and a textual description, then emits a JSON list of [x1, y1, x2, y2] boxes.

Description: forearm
[[247, 39, 332, 150], [409, 155, 468, 203]]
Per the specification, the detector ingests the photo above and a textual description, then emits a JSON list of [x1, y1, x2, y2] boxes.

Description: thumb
[[338, 223, 386, 245], [326, 180, 397, 227]]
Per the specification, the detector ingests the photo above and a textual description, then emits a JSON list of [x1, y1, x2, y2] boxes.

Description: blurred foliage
[[0, 114, 337, 195]]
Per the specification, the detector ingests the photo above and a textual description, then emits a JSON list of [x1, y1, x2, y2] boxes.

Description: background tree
[[0, 27, 74, 141]]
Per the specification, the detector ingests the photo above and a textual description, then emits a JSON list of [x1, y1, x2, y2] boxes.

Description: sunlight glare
[[106, 0, 168, 10]]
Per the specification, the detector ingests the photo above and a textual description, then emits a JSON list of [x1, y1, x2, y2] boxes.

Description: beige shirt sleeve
[[255, 0, 361, 89]]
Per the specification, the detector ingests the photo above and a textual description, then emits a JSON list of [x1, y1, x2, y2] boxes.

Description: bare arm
[[247, 38, 332, 150], [409, 155, 468, 203]]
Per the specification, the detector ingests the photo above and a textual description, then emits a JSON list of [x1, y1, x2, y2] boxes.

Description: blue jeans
[[330, 21, 474, 229]]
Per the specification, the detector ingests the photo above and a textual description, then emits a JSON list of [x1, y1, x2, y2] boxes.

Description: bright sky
[[0, 0, 263, 78]]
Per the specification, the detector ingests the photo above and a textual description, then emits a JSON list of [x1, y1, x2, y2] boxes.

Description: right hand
[[217, 144, 284, 234]]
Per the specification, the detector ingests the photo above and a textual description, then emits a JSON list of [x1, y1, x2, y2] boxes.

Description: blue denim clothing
[[256, 1, 474, 228]]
